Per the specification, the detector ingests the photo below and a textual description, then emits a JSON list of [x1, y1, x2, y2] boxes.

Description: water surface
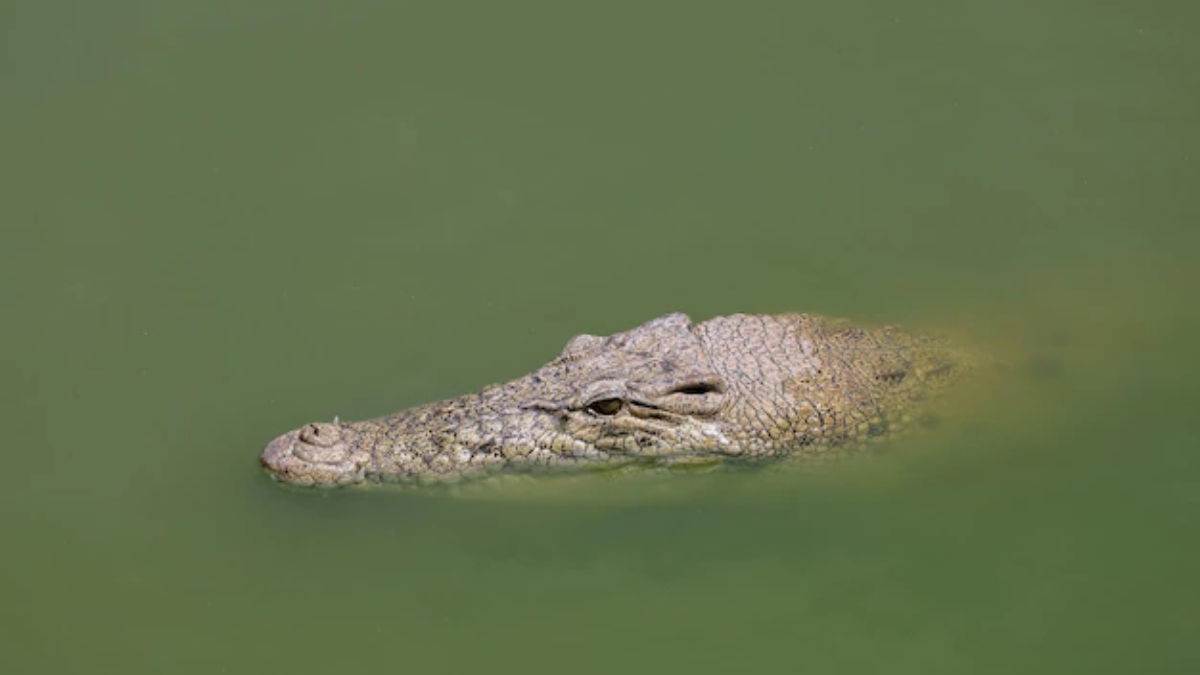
[[3, 1, 1197, 673]]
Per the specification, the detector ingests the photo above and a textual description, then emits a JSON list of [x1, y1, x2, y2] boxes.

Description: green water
[[3, 1, 1198, 672]]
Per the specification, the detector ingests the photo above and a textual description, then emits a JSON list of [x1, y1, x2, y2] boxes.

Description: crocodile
[[261, 312, 970, 487]]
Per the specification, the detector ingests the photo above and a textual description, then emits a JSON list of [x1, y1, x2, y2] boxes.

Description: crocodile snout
[[260, 422, 370, 487]]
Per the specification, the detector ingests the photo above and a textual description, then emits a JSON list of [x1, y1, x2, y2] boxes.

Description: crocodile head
[[261, 313, 736, 487]]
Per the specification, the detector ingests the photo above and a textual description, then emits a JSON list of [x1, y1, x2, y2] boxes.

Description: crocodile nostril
[[299, 422, 340, 447], [294, 422, 351, 464]]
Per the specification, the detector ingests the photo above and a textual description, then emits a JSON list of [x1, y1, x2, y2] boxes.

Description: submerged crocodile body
[[261, 312, 969, 487]]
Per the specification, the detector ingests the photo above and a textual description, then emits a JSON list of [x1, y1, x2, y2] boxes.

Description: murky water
[[3, 1, 1198, 673]]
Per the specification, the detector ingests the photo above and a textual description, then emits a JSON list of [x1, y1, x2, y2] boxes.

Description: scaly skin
[[261, 313, 968, 487]]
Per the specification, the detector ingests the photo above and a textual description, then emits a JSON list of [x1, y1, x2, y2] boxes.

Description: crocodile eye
[[588, 398, 623, 416]]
